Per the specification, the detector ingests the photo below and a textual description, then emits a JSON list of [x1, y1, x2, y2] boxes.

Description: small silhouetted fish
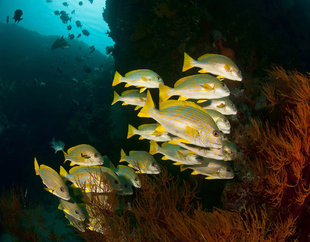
[[79, 1, 83, 6], [60, 11, 71, 24], [89, 0, 94, 3], [77, 33, 81, 38], [71, 10, 75, 14], [51, 36, 70, 50], [82, 29, 90, 36], [6, 16, 9, 24], [75, 20, 82, 28], [83, 65, 92, 73], [13, 9, 23, 23], [89, 45, 95, 55], [63, 2, 69, 7], [67, 25, 72, 30], [68, 33, 75, 40]]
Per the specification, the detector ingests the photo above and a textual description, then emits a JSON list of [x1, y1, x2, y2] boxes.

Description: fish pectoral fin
[[217, 102, 226, 108], [201, 83, 214, 90], [224, 64, 231, 72], [70, 161, 75, 166], [197, 99, 207, 103], [216, 76, 225, 80], [198, 69, 208, 73], [191, 171, 199, 175], [127, 164, 134, 168], [140, 87, 146, 93]]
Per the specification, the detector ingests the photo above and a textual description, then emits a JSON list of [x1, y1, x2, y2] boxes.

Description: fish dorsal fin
[[174, 76, 188, 87], [121, 89, 139, 96], [125, 69, 149, 77], [40, 164, 54, 172], [125, 83, 132, 87], [159, 99, 203, 112], [173, 162, 183, 166], [197, 53, 223, 61]]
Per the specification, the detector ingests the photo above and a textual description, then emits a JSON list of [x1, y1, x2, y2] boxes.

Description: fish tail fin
[[149, 140, 158, 155], [112, 71, 122, 86], [62, 150, 68, 163], [59, 166, 68, 178], [182, 52, 195, 72], [34, 157, 39, 175], [111, 91, 119, 105], [137, 90, 154, 118], [127, 124, 136, 139], [120, 149, 126, 162], [159, 84, 171, 102]]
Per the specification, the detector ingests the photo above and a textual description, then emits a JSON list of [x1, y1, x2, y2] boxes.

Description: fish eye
[[81, 153, 91, 159], [114, 180, 119, 184], [221, 83, 225, 87], [151, 162, 155, 166], [94, 153, 100, 158], [75, 210, 79, 214], [134, 178, 138, 181], [212, 130, 219, 137], [196, 156, 203, 162], [60, 186, 65, 192]]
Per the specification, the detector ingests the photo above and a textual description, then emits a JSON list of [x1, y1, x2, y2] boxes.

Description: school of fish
[[35, 52, 241, 233]]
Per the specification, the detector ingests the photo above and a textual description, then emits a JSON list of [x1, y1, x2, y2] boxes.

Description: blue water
[[0, 0, 114, 54]]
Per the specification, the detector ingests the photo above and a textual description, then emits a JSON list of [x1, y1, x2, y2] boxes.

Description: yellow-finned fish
[[58, 199, 85, 221], [182, 52, 242, 81], [63, 144, 104, 166], [127, 123, 171, 142], [60, 165, 122, 193], [170, 140, 225, 160], [114, 165, 141, 188], [34, 158, 70, 200], [112, 69, 164, 92], [64, 213, 86, 232], [159, 74, 230, 102], [199, 97, 237, 115], [149, 140, 203, 165], [180, 159, 234, 179], [111, 89, 146, 110], [120, 149, 160, 174], [117, 175, 133, 196], [138, 91, 223, 148], [205, 109, 231, 134]]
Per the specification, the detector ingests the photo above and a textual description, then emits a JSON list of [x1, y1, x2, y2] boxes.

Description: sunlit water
[[0, 0, 114, 54]]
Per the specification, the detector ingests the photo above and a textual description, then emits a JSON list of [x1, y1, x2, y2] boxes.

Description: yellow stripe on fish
[[64, 144, 104, 166], [138, 91, 222, 148], [34, 157, 70, 200]]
